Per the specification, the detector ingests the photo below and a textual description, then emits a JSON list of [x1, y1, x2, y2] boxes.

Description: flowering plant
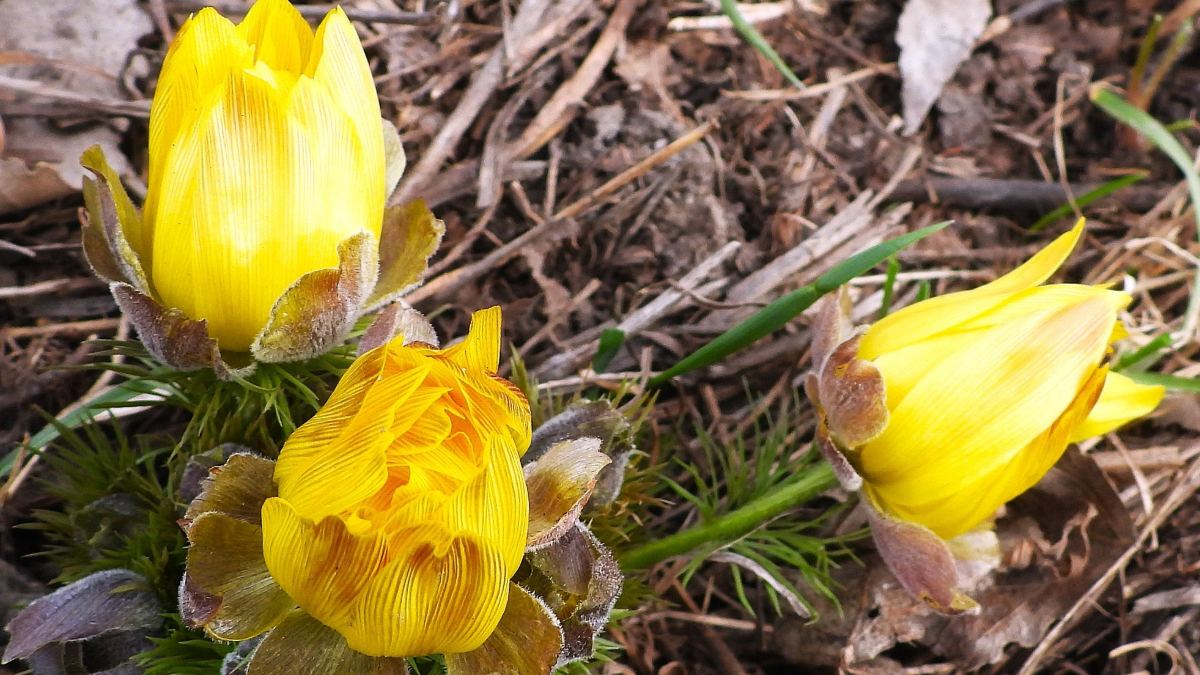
[[80, 0, 440, 376], [806, 221, 1164, 610], [179, 308, 623, 674]]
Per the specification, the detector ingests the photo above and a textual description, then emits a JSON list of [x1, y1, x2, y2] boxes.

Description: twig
[[392, 0, 557, 206], [163, 1, 436, 24], [408, 119, 719, 304], [0, 278, 72, 299], [722, 64, 896, 101], [886, 177, 1170, 213], [508, 0, 644, 160], [0, 75, 150, 118], [2, 318, 122, 339]]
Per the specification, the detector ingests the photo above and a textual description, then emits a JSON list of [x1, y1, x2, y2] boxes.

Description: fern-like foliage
[[657, 393, 864, 618], [138, 617, 234, 675], [25, 418, 186, 605], [84, 339, 356, 455]]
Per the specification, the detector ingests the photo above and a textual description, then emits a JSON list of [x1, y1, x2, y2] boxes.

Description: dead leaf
[[896, 0, 992, 135], [0, 0, 149, 213]]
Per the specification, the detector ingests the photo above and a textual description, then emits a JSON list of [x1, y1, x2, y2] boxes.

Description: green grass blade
[[719, 0, 803, 89], [0, 380, 164, 478], [1124, 371, 1200, 392], [879, 255, 900, 318], [1091, 85, 1200, 339], [648, 222, 949, 386], [593, 328, 626, 373], [1114, 332, 1174, 372], [1029, 173, 1146, 232]]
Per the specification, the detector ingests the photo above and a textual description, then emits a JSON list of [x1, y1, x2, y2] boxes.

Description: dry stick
[[533, 241, 739, 379], [509, 0, 643, 160], [392, 0, 557, 206], [477, 0, 642, 205], [886, 177, 1170, 213], [511, 277, 603, 362], [406, 119, 719, 305], [0, 75, 150, 118], [1016, 451, 1200, 675], [163, 0, 436, 24], [2, 318, 122, 340]]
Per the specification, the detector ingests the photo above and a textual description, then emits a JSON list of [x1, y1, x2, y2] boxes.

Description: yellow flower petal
[[442, 306, 503, 373], [145, 8, 250, 263], [307, 8, 383, 211], [347, 526, 511, 657], [261, 498, 389, 629], [237, 0, 313, 75], [876, 366, 1106, 538], [274, 346, 386, 485], [1068, 371, 1165, 442], [278, 360, 431, 521], [861, 292, 1117, 507], [860, 220, 1085, 360], [151, 67, 374, 351]]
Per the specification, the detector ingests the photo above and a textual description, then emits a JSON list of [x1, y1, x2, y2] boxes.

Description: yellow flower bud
[[851, 221, 1163, 540], [261, 307, 532, 658], [142, 0, 384, 351]]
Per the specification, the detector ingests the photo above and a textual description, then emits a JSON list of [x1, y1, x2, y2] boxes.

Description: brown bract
[[806, 289, 976, 615], [79, 140, 443, 379]]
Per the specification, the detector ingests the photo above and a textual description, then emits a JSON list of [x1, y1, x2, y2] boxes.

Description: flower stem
[[619, 462, 838, 571]]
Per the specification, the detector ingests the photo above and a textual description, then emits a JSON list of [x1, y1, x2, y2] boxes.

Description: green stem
[[619, 463, 837, 571]]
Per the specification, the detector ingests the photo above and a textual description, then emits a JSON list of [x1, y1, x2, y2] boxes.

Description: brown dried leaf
[[896, 0, 992, 135], [366, 200, 444, 311], [249, 609, 408, 675], [0, 0, 148, 213], [252, 231, 379, 363], [818, 335, 889, 449], [184, 512, 293, 641], [445, 584, 563, 675], [525, 438, 611, 549]]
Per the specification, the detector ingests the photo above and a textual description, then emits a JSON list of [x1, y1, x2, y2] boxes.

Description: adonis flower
[[806, 221, 1163, 611], [80, 0, 440, 375], [180, 308, 623, 674]]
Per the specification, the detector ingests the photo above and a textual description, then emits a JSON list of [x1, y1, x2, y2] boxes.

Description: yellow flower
[[850, 221, 1163, 539], [260, 307, 531, 657], [141, 0, 384, 352]]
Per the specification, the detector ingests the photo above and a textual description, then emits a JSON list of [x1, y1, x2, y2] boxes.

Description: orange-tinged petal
[[237, 0, 313, 75], [441, 306, 503, 373], [279, 361, 430, 520], [434, 437, 528, 573], [860, 220, 1085, 360], [1068, 371, 1165, 442], [274, 346, 386, 484], [345, 526, 511, 657], [261, 498, 389, 628], [861, 293, 1117, 507]]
